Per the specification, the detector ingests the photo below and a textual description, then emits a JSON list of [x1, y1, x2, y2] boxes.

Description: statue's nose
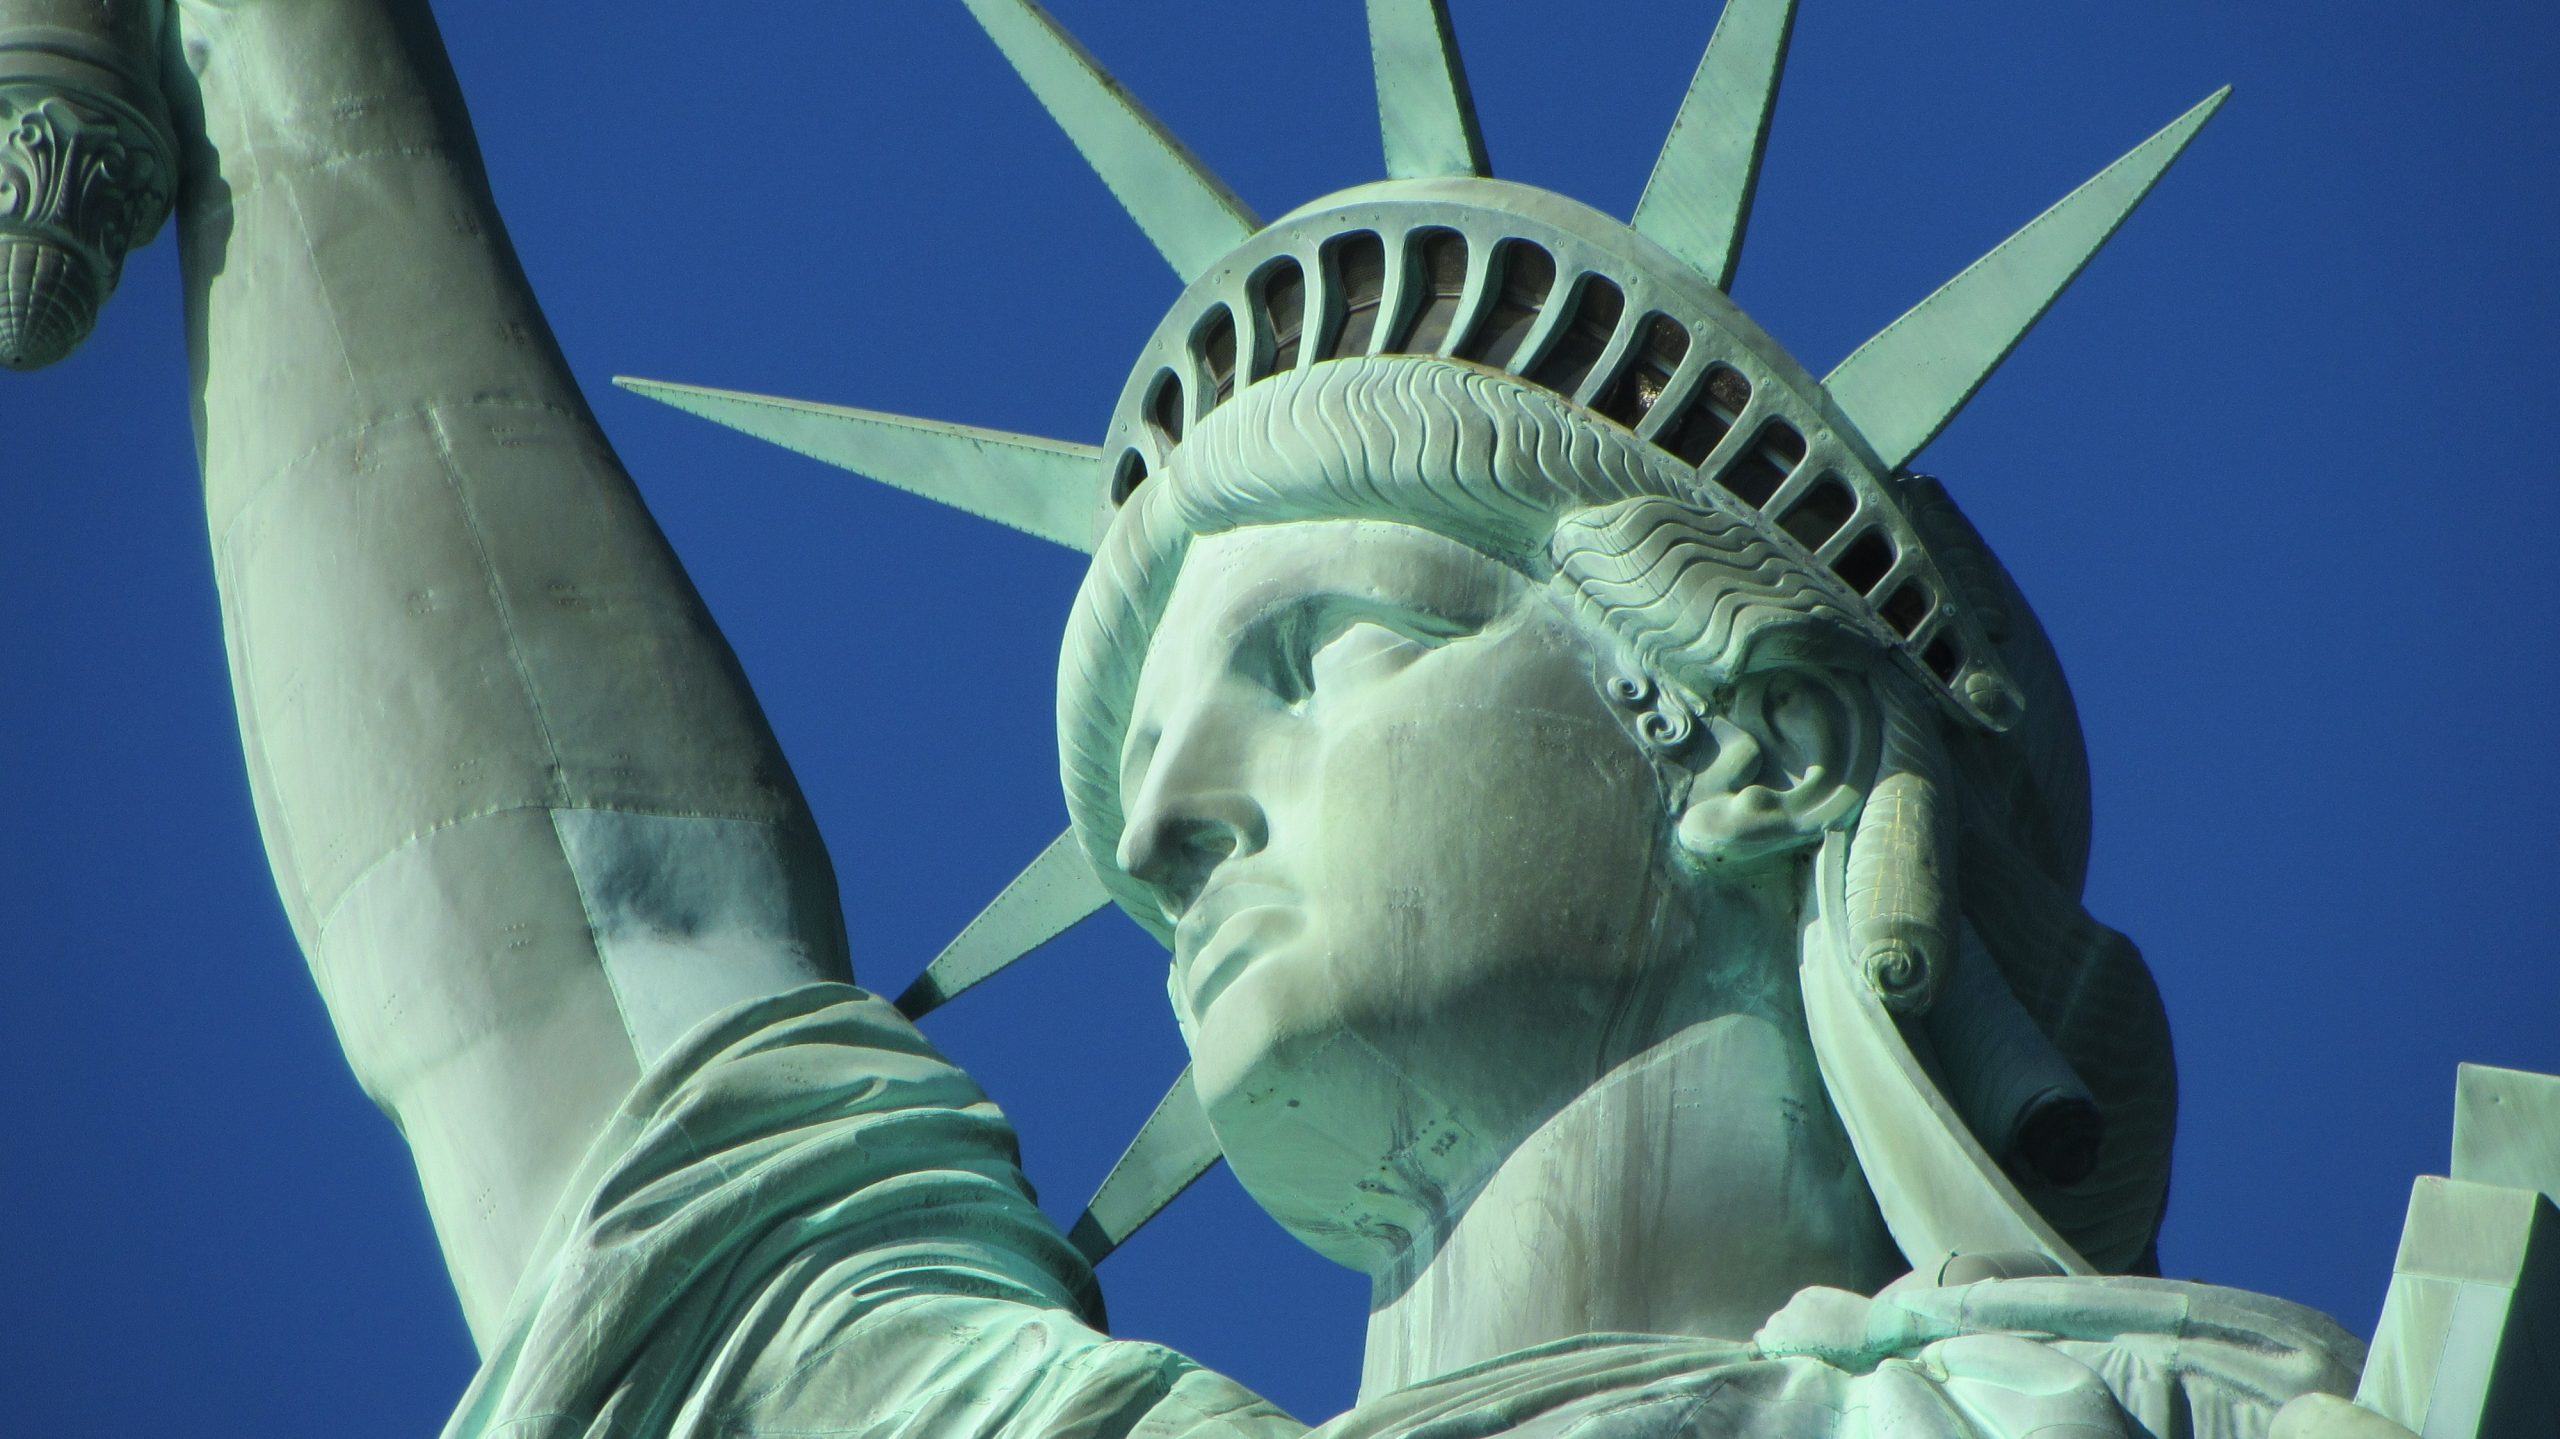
[[1117, 718, 1269, 916]]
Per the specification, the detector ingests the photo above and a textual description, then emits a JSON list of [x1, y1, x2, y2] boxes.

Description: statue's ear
[[1673, 667, 1874, 867]]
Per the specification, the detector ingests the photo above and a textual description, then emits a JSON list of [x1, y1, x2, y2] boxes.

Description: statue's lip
[[1174, 881, 1302, 1016]]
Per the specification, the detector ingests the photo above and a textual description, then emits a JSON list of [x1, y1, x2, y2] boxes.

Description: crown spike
[[615, 378, 1104, 552], [1823, 86, 2231, 471], [894, 829, 1113, 1018], [958, 0, 1260, 281], [1067, 1066, 1222, 1266], [1368, 0, 1489, 179], [1631, 0, 1798, 291]]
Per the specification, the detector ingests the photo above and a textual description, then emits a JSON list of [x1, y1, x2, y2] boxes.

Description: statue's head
[[1060, 344, 2171, 1278], [1005, 84, 2215, 1265]]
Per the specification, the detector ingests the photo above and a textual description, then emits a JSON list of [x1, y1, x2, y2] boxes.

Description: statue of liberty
[[3, 0, 2548, 1434]]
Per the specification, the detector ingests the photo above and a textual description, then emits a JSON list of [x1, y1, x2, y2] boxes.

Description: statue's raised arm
[[9, 0, 857, 1342], [10, 13, 1299, 1435]]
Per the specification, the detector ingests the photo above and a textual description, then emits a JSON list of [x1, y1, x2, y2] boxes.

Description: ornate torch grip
[[0, 0, 177, 371]]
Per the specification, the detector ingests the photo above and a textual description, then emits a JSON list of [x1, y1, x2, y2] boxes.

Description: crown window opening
[[1656, 364, 1752, 466], [1254, 259, 1307, 380], [1196, 305, 1239, 408], [1528, 273, 1627, 399], [1457, 240, 1556, 369], [1829, 529, 1897, 596], [1146, 368, 1187, 445], [1923, 634, 1965, 684], [1706, 366, 1753, 417], [1320, 231, 1390, 360], [1390, 230, 1471, 356], [1594, 314, 1691, 431], [1778, 474, 1857, 552], [1113, 449, 1150, 505], [1877, 579, 1933, 638], [1721, 419, 1807, 508]]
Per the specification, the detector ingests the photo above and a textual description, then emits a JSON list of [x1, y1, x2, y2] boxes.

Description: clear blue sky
[[5, 1, 2557, 1431]]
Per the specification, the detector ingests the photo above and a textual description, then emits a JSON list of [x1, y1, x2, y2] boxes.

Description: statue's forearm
[[171, 0, 851, 1347]]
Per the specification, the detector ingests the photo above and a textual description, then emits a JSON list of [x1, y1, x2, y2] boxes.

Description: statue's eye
[[1239, 598, 1462, 705], [1304, 620, 1428, 701]]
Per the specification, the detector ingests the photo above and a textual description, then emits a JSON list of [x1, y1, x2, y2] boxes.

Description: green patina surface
[[9, 2, 2553, 1436]]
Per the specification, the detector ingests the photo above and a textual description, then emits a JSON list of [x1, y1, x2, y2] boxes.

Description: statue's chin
[[1191, 982, 1502, 1276]]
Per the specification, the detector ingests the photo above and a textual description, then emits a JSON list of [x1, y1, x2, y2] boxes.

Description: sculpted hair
[[1057, 354, 2173, 1273]]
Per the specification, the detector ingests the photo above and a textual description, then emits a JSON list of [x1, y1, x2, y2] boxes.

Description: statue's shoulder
[[1318, 1277, 2361, 1439]]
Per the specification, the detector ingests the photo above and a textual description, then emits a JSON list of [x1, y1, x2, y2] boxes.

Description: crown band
[[1102, 178, 2023, 732]]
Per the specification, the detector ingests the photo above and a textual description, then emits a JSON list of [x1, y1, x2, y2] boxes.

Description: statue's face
[[1119, 518, 1709, 1265]]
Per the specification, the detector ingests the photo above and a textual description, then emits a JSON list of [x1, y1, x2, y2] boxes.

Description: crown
[[1099, 173, 2058, 729], [631, 0, 2221, 737], [622, 0, 2223, 1265]]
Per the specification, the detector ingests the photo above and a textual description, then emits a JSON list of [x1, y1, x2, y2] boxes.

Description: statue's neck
[[1355, 1009, 1903, 1402]]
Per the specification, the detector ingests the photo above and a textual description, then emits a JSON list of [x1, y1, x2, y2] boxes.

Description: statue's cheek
[[1306, 702, 1664, 1009]]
